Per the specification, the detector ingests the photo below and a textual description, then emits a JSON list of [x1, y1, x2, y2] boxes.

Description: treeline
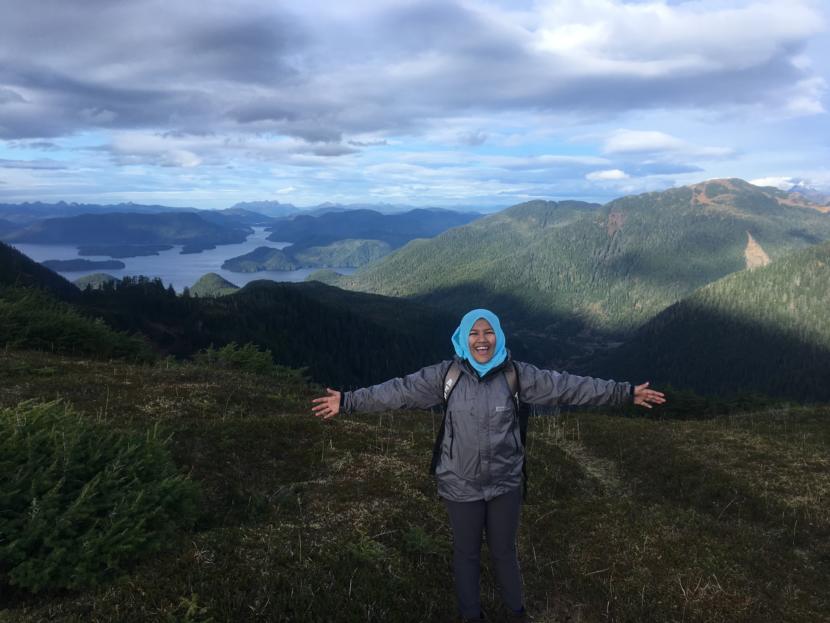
[[78, 276, 455, 387]]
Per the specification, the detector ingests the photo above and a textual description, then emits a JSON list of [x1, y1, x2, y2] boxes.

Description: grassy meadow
[[0, 350, 827, 622]]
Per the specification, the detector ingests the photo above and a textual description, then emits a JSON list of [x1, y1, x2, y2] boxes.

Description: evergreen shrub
[[0, 285, 153, 361], [0, 401, 201, 592], [193, 341, 306, 381]]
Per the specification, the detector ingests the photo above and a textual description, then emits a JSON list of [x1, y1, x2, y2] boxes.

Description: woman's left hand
[[633, 382, 666, 409]]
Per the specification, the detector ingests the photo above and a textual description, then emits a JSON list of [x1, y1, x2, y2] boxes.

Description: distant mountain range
[[266, 208, 482, 248], [786, 186, 830, 207], [0, 201, 197, 225], [2, 212, 250, 251], [0, 199, 488, 226]]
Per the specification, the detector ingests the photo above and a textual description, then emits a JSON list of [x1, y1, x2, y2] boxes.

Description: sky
[[0, 0, 828, 210]]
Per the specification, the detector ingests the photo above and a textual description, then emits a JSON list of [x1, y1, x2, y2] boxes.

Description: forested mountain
[[266, 208, 481, 248], [223, 239, 393, 272], [332, 180, 830, 368], [2, 212, 250, 249], [598, 241, 830, 402], [222, 246, 297, 271], [0, 240, 458, 386], [78, 278, 455, 386], [0, 241, 80, 301], [291, 239, 392, 268]]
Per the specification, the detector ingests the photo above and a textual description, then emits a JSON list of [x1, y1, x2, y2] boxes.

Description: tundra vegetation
[[1, 347, 827, 622]]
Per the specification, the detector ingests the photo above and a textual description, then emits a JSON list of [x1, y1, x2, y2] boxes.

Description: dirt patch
[[744, 231, 770, 270], [607, 211, 626, 236], [776, 195, 830, 213]]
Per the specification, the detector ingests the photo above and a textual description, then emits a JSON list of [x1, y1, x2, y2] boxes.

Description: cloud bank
[[0, 0, 827, 206]]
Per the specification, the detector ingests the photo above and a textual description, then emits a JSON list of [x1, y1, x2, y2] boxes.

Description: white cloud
[[602, 129, 733, 158], [586, 168, 629, 181], [783, 77, 827, 116], [533, 0, 824, 77], [0, 0, 828, 207], [750, 176, 797, 190]]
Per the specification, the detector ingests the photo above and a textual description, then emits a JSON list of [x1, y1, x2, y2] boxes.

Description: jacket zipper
[[511, 415, 520, 451], [448, 411, 455, 459]]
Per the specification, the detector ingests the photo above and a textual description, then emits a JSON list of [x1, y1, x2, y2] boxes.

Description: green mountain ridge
[[333, 180, 830, 368]]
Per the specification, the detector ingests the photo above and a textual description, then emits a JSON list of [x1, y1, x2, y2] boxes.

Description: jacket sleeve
[[514, 360, 633, 407], [342, 361, 451, 414]]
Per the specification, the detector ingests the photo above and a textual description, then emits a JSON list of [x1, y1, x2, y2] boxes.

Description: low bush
[[0, 285, 153, 362], [193, 341, 307, 381], [0, 400, 201, 592]]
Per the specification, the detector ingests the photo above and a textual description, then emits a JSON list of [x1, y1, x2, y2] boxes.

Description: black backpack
[[429, 360, 532, 499]]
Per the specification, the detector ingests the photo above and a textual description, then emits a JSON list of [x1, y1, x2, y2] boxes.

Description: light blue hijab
[[451, 308, 508, 376]]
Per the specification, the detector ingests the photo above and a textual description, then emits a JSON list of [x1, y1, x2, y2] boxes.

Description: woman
[[312, 309, 665, 622]]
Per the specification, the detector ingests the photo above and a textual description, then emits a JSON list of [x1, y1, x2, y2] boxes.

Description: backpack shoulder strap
[[430, 360, 463, 475], [504, 360, 519, 403], [443, 360, 463, 405], [505, 361, 531, 501]]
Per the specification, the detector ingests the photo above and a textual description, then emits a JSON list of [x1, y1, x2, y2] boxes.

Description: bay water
[[10, 227, 356, 292]]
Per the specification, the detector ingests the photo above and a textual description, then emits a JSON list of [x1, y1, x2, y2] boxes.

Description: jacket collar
[[454, 351, 512, 382]]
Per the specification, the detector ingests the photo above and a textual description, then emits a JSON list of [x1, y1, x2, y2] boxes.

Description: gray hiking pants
[[443, 486, 524, 618]]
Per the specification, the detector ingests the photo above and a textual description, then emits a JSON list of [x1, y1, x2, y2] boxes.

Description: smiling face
[[468, 318, 497, 364]]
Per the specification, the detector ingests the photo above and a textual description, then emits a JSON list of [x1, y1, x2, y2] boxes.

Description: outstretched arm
[[516, 361, 631, 407], [515, 361, 665, 408], [310, 361, 450, 419]]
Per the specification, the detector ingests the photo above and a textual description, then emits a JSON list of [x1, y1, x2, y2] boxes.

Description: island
[[221, 239, 391, 273], [221, 247, 298, 272], [77, 244, 174, 258], [42, 259, 126, 272]]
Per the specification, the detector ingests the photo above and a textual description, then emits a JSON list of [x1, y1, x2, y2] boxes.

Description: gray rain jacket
[[342, 356, 633, 502]]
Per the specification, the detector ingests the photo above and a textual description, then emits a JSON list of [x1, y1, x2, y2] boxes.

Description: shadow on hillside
[[406, 282, 628, 372], [596, 301, 830, 403]]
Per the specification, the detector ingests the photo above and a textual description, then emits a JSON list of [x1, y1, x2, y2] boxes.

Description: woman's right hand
[[311, 388, 341, 419]]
